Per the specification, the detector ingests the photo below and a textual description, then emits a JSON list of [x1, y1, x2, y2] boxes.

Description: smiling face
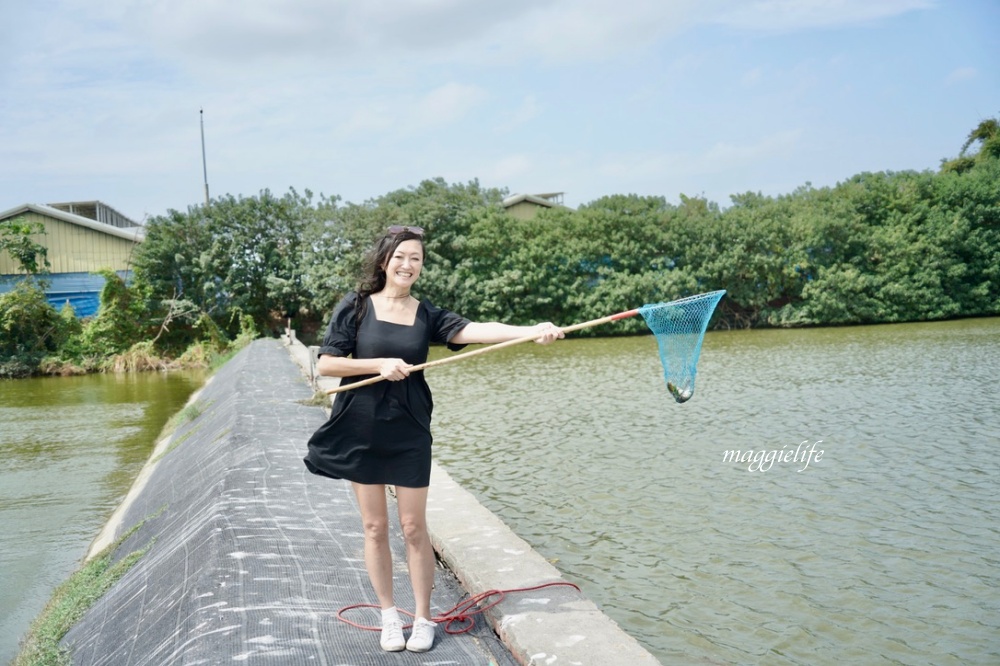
[[382, 239, 424, 291]]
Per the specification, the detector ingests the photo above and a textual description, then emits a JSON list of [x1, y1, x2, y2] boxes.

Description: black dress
[[304, 292, 470, 488]]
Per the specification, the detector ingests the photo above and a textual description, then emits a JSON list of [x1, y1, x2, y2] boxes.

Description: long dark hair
[[355, 229, 425, 321]]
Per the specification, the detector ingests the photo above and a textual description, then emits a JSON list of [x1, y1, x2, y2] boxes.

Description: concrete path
[[64, 338, 660, 665]]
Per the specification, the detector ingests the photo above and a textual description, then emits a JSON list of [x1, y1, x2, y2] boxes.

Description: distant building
[[502, 192, 569, 220], [46, 200, 140, 230], [0, 202, 145, 317]]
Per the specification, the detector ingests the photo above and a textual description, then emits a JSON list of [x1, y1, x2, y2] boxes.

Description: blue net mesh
[[638, 290, 725, 403]]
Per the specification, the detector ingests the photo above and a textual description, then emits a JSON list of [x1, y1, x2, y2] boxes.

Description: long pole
[[325, 308, 640, 395], [200, 108, 210, 207]]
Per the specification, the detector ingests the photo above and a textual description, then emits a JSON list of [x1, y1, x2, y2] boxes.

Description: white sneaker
[[406, 617, 437, 652], [380, 618, 405, 652]]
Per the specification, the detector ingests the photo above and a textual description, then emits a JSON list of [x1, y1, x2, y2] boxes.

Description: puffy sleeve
[[317, 292, 359, 358], [424, 300, 471, 352]]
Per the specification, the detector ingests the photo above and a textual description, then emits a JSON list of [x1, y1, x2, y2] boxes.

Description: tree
[[941, 113, 999, 173], [133, 188, 322, 344], [130, 206, 214, 351], [0, 279, 63, 377], [62, 269, 145, 361], [960, 115, 1000, 160], [299, 178, 510, 321], [201, 189, 316, 333], [377, 178, 508, 309], [299, 196, 384, 318], [0, 215, 49, 274]]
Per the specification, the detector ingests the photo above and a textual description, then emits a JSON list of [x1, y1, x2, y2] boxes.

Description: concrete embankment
[[61, 338, 659, 665]]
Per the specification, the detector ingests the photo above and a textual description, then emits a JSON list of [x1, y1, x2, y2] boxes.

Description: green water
[[0, 370, 205, 665], [428, 317, 1000, 665], [2, 319, 998, 665]]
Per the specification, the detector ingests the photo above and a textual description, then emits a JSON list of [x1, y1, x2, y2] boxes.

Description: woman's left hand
[[532, 322, 564, 345]]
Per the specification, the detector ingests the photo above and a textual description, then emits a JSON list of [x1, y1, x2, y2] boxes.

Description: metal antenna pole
[[200, 108, 210, 207]]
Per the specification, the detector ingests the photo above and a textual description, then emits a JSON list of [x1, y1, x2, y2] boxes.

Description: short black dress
[[304, 292, 470, 488]]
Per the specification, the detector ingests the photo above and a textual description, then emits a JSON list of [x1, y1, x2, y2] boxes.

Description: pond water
[[428, 317, 1000, 664], [2, 318, 997, 665], [0, 370, 205, 665]]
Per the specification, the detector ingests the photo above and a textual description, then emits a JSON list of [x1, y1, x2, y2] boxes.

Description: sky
[[1, 0, 998, 224]]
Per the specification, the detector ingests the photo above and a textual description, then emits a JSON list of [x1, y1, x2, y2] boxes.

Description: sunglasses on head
[[387, 225, 424, 236]]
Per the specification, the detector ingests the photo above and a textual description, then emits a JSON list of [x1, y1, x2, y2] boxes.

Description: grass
[[150, 429, 194, 463], [11, 334, 254, 661], [11, 332, 256, 662], [160, 397, 209, 435], [297, 389, 332, 407], [178, 331, 257, 373], [149, 398, 212, 462], [110, 341, 168, 373], [12, 514, 159, 666], [175, 400, 207, 424]]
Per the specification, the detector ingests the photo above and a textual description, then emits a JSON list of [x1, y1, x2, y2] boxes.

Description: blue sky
[[2, 0, 997, 223]]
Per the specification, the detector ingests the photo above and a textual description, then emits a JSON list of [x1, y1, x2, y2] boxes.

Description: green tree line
[[2, 116, 998, 377]]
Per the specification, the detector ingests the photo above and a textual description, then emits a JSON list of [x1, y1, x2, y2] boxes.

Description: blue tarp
[[43, 290, 101, 317], [0, 272, 130, 318]]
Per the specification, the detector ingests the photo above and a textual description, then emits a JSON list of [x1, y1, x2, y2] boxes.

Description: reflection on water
[[429, 318, 1000, 664], [0, 370, 205, 665]]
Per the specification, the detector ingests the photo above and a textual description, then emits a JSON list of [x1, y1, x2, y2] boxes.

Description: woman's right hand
[[531, 322, 564, 345], [379, 358, 412, 381]]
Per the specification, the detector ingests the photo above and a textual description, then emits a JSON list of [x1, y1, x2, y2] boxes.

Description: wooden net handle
[[324, 308, 640, 395]]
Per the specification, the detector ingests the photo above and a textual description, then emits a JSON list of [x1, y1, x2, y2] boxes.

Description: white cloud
[[502, 0, 699, 62], [946, 67, 977, 84], [412, 83, 490, 129], [487, 155, 534, 182], [696, 129, 803, 172], [712, 0, 934, 32], [741, 67, 764, 87], [332, 82, 489, 141], [15, 0, 937, 85], [496, 95, 543, 133], [597, 128, 804, 184], [38, 0, 698, 74], [0, 0, 985, 221], [117, 0, 549, 70]]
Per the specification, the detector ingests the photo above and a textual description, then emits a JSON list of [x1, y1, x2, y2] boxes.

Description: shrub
[[63, 270, 146, 362], [0, 279, 63, 377]]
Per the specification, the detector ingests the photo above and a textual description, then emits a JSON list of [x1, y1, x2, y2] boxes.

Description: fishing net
[[326, 289, 727, 403], [638, 290, 726, 403]]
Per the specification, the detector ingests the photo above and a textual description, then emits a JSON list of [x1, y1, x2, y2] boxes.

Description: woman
[[304, 225, 563, 653]]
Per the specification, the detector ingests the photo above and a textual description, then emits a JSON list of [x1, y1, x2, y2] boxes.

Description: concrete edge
[[284, 333, 660, 666], [85, 375, 216, 560]]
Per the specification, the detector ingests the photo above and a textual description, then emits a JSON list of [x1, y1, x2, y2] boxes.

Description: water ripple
[[430, 318, 1000, 665]]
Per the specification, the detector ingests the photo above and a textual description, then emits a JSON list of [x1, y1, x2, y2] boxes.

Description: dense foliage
[[0, 215, 50, 274], [130, 188, 323, 351], [2, 116, 998, 375], [0, 279, 71, 378]]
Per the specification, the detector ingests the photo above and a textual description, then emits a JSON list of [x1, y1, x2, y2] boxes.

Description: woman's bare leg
[[352, 483, 395, 609], [394, 485, 434, 620]]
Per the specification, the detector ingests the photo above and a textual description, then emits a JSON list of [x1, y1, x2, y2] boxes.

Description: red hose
[[336, 581, 582, 635]]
